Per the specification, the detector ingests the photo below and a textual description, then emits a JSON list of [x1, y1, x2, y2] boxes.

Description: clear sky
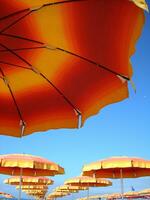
[[0, 3, 150, 200]]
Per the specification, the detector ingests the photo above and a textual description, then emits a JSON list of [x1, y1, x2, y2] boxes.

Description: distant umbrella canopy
[[0, 0, 148, 137], [0, 154, 64, 176], [65, 176, 112, 187], [54, 185, 88, 192], [16, 185, 48, 190], [47, 191, 70, 199], [4, 176, 53, 185]]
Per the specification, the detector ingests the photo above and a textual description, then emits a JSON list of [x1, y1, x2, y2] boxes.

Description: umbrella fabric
[[139, 188, 150, 195], [0, 154, 64, 176], [16, 185, 48, 190], [82, 156, 150, 178], [107, 193, 122, 199], [22, 189, 47, 193], [124, 191, 140, 199], [47, 191, 70, 198], [0, 0, 147, 137], [55, 185, 88, 192], [4, 176, 54, 185], [65, 176, 112, 187]]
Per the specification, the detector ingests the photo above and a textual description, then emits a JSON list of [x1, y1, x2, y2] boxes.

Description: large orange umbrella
[[0, 154, 64, 200], [82, 156, 150, 198], [65, 176, 112, 199], [0, 0, 147, 137]]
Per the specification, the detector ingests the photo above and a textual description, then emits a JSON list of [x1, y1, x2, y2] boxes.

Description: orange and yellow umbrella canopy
[[0, 154, 64, 176], [4, 176, 54, 185], [124, 191, 140, 199], [65, 176, 112, 187], [139, 188, 150, 195], [16, 185, 48, 190], [107, 193, 122, 199], [54, 185, 88, 193], [47, 191, 70, 199], [82, 156, 150, 178], [0, 0, 148, 137], [82, 156, 150, 198], [0, 192, 14, 199]]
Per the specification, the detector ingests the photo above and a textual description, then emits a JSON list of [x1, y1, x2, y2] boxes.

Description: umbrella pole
[[19, 168, 23, 200], [87, 187, 90, 200], [120, 169, 124, 199]]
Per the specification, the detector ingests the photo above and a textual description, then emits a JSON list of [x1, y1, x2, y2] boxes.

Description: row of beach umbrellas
[[77, 189, 150, 200], [1, 155, 150, 199], [46, 156, 150, 200]]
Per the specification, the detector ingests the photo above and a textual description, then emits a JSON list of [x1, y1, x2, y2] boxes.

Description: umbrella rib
[[0, 11, 32, 34], [0, 61, 32, 70], [1, 33, 44, 45], [0, 42, 82, 127], [0, 32, 130, 80], [0, 46, 45, 52], [0, 8, 30, 21], [56, 47, 130, 81], [0, 67, 26, 137], [0, 0, 87, 22]]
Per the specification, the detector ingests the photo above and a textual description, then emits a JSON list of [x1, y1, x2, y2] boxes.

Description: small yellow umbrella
[[16, 185, 48, 190], [4, 176, 54, 185], [65, 176, 112, 187], [77, 195, 102, 200], [54, 185, 88, 195], [107, 193, 122, 200], [0, 192, 14, 199], [65, 176, 112, 199], [55, 185, 88, 192], [139, 188, 150, 195], [124, 191, 140, 199], [82, 156, 150, 198], [47, 191, 70, 200]]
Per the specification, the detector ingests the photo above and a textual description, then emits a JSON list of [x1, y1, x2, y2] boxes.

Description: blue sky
[[0, 4, 150, 200]]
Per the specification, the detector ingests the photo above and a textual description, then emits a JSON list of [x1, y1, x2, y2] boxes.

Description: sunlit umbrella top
[[82, 156, 150, 178], [0, 0, 148, 137], [4, 176, 54, 185], [65, 176, 112, 187], [0, 153, 64, 176]]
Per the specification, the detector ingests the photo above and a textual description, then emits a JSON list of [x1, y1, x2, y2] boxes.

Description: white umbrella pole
[[120, 169, 124, 199], [19, 168, 23, 200]]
